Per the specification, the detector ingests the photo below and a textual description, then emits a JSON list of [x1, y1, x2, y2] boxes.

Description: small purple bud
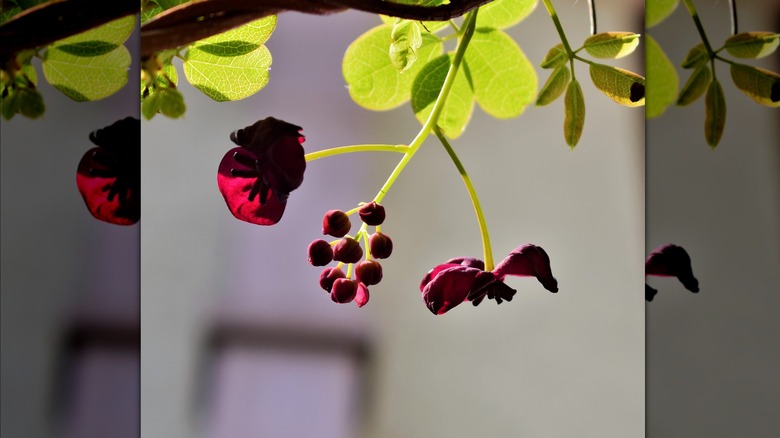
[[333, 237, 363, 264], [331, 278, 358, 303], [319, 267, 346, 292], [358, 202, 386, 226], [307, 239, 333, 266], [322, 210, 351, 237], [368, 232, 393, 259], [355, 260, 383, 286], [355, 283, 370, 307]]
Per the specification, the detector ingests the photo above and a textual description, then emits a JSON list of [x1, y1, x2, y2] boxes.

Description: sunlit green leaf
[[676, 64, 711, 106], [390, 19, 423, 72], [379, 0, 449, 33], [564, 79, 585, 148], [43, 45, 130, 101], [142, 92, 162, 120], [681, 44, 708, 69], [160, 88, 186, 118], [412, 54, 474, 139], [589, 63, 645, 107], [540, 44, 567, 69], [189, 16, 276, 57], [724, 32, 779, 59], [464, 28, 536, 118], [475, 0, 538, 30], [583, 32, 640, 59], [343, 24, 443, 110], [729, 64, 780, 107], [53, 15, 136, 47], [183, 45, 271, 101], [646, 0, 679, 28], [55, 41, 119, 57], [535, 65, 570, 106], [646, 35, 678, 118], [704, 79, 725, 148]]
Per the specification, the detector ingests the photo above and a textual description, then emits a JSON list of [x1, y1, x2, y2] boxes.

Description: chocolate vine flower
[[217, 117, 306, 225], [645, 244, 699, 301], [76, 117, 140, 226], [420, 244, 558, 315]]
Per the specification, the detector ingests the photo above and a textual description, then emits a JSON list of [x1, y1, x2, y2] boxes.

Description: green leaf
[[1, 91, 21, 120], [20, 63, 38, 87], [475, 0, 538, 30], [141, 2, 164, 24], [563, 79, 585, 148], [14, 0, 47, 10], [188, 16, 276, 57], [53, 15, 136, 47], [540, 44, 568, 69], [704, 79, 726, 148], [156, 0, 188, 10], [681, 44, 708, 69], [411, 54, 474, 139], [463, 28, 536, 118], [390, 19, 423, 72], [646, 0, 679, 28], [646, 35, 678, 118], [54, 41, 119, 57], [42, 45, 130, 101], [729, 64, 780, 107], [379, 0, 449, 33], [0, 5, 22, 24], [142, 92, 163, 120], [583, 32, 640, 59], [343, 24, 443, 110], [589, 63, 645, 107], [724, 32, 780, 59], [536, 65, 570, 106], [183, 45, 272, 101], [159, 88, 186, 118], [18, 88, 44, 118], [676, 64, 711, 106]]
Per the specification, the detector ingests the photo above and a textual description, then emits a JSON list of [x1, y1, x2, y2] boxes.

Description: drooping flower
[[322, 210, 351, 237], [217, 117, 305, 225], [76, 117, 140, 225], [645, 243, 698, 301], [420, 244, 558, 315]]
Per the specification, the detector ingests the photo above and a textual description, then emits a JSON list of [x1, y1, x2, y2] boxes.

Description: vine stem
[[434, 127, 494, 271], [305, 144, 408, 162], [681, 0, 715, 55], [371, 9, 478, 205], [540, 0, 575, 56]]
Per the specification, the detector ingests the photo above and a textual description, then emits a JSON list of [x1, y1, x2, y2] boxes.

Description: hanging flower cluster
[[645, 244, 699, 301]]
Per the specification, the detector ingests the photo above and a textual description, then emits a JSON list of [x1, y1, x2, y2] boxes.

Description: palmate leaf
[[475, 0, 538, 30], [646, 0, 679, 28], [646, 35, 678, 118], [704, 79, 726, 148], [724, 32, 780, 59], [42, 45, 131, 101], [463, 28, 536, 118], [583, 32, 640, 59], [589, 63, 645, 107], [729, 64, 780, 107], [411, 53, 474, 139], [343, 24, 443, 110]]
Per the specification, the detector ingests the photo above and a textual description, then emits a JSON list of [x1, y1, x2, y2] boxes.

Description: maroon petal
[[421, 265, 482, 315], [420, 263, 462, 292], [492, 244, 558, 293], [445, 257, 485, 270], [331, 278, 358, 304], [76, 147, 139, 225], [645, 244, 699, 292], [217, 147, 286, 225], [263, 132, 306, 195], [355, 283, 370, 308]]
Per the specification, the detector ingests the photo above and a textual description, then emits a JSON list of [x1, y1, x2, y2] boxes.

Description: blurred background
[[1, 23, 140, 438], [646, 0, 780, 436], [141, 1, 644, 437]]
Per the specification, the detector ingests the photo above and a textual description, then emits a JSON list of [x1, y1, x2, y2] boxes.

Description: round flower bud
[[319, 267, 346, 292], [368, 232, 393, 259], [330, 278, 358, 303], [333, 237, 363, 264], [322, 210, 351, 237], [307, 239, 333, 266], [358, 202, 386, 226], [354, 283, 370, 308], [355, 260, 383, 286]]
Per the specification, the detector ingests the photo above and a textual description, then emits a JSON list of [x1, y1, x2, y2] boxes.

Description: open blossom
[[76, 117, 140, 225], [420, 244, 558, 315], [645, 243, 698, 301], [217, 117, 305, 225]]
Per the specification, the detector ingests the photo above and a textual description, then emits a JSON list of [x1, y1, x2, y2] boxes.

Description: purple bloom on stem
[[355, 283, 370, 308], [217, 117, 305, 225], [645, 244, 698, 301]]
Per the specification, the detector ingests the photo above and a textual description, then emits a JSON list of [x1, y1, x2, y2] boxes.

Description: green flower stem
[[682, 0, 715, 56], [541, 0, 575, 56], [434, 127, 495, 271], [305, 144, 409, 162], [372, 9, 478, 205]]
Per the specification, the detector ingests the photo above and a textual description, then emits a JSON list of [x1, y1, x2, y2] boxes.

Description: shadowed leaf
[[646, 35, 678, 118], [724, 32, 779, 59], [564, 79, 584, 147], [589, 63, 645, 107], [677, 64, 711, 106], [704, 79, 726, 148], [681, 44, 708, 69], [729, 64, 780, 107], [540, 43, 567, 69], [646, 0, 679, 28], [412, 53, 474, 139], [583, 32, 640, 59], [536, 65, 570, 106]]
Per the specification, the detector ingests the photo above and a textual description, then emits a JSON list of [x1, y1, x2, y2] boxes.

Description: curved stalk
[[305, 144, 409, 162]]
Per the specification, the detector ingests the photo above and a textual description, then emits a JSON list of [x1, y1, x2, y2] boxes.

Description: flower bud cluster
[[307, 202, 394, 307]]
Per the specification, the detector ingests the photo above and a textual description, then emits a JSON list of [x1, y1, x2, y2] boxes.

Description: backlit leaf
[[724, 32, 779, 59], [463, 28, 536, 118], [43, 45, 130, 101], [535, 65, 570, 106], [379, 0, 449, 33], [343, 24, 443, 110], [704, 79, 726, 148], [589, 63, 645, 107], [681, 44, 708, 69], [52, 15, 136, 47], [564, 79, 585, 147], [188, 16, 276, 57], [475, 0, 538, 30], [729, 64, 780, 107], [412, 54, 474, 139], [583, 32, 640, 59], [646, 0, 679, 28], [390, 19, 423, 72], [676, 64, 711, 106], [183, 45, 271, 101], [540, 44, 567, 69], [646, 35, 678, 118]]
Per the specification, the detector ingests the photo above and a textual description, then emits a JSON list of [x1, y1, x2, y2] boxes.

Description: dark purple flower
[[331, 278, 358, 303], [420, 245, 558, 315], [333, 237, 363, 264], [645, 244, 699, 301], [358, 202, 386, 226], [322, 210, 351, 237], [319, 267, 346, 292], [217, 117, 305, 225], [355, 260, 383, 286], [368, 232, 393, 259], [307, 239, 334, 266], [76, 117, 140, 225]]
